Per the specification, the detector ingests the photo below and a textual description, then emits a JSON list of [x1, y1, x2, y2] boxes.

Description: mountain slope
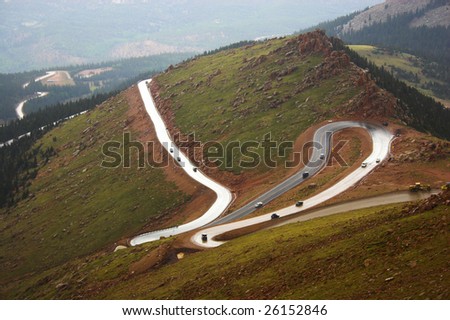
[[312, 0, 449, 35], [410, 3, 450, 28], [81, 191, 450, 300], [3, 191, 448, 299], [2, 30, 384, 292], [340, 0, 448, 33], [340, 0, 450, 65], [0, 86, 215, 283], [151, 31, 406, 209], [1, 30, 449, 299]]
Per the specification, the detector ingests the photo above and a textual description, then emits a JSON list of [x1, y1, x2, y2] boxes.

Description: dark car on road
[[271, 213, 280, 219], [295, 201, 304, 207]]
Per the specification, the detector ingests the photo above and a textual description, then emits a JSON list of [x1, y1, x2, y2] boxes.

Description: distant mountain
[[340, 0, 449, 33], [0, 0, 383, 72], [308, 0, 450, 62], [306, 0, 450, 105]]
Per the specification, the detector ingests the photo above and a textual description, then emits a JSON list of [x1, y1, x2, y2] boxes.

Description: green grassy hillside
[[0, 88, 190, 284], [1, 31, 448, 300], [0, 31, 381, 296], [3, 192, 448, 299], [155, 34, 363, 174]]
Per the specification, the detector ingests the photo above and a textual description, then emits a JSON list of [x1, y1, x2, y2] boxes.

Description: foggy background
[[0, 0, 383, 72]]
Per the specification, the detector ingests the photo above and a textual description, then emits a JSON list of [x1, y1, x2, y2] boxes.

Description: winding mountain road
[[1, 72, 55, 148], [1, 71, 86, 148], [191, 122, 393, 247], [131, 79, 395, 247], [15, 91, 49, 119], [130, 80, 233, 246], [192, 189, 437, 248], [209, 121, 391, 226], [17, 71, 56, 119]]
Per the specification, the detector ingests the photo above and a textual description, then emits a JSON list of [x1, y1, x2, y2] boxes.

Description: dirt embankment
[[128, 242, 200, 276], [331, 123, 450, 204]]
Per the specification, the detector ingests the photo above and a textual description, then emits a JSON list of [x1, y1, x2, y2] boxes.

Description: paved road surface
[[16, 71, 55, 119], [272, 190, 440, 229], [192, 189, 437, 248], [209, 121, 391, 226], [130, 80, 233, 246], [131, 78, 396, 247], [192, 124, 393, 247]]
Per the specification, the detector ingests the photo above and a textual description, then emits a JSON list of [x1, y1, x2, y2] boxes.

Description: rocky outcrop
[[282, 30, 333, 57], [297, 30, 333, 56], [206, 69, 222, 86], [392, 138, 450, 163], [297, 50, 353, 90], [402, 189, 450, 216], [341, 78, 400, 119], [269, 66, 298, 81], [240, 54, 268, 70], [288, 31, 404, 119]]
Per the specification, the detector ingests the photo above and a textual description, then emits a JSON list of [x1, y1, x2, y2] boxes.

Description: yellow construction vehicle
[[409, 182, 431, 192], [441, 182, 450, 190]]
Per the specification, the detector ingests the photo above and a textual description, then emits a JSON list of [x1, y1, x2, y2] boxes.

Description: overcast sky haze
[[0, 0, 384, 72]]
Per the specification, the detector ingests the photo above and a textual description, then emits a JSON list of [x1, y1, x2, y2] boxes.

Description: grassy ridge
[[2, 197, 447, 299], [0, 90, 188, 283], [156, 37, 361, 173]]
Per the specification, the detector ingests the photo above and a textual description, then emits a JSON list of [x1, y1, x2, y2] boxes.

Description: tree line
[[332, 38, 450, 140], [200, 40, 257, 57], [0, 132, 56, 208], [0, 72, 40, 119], [303, 0, 450, 100], [0, 91, 115, 144], [0, 68, 159, 209], [0, 52, 192, 123], [0, 90, 116, 209], [341, 0, 450, 66]]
